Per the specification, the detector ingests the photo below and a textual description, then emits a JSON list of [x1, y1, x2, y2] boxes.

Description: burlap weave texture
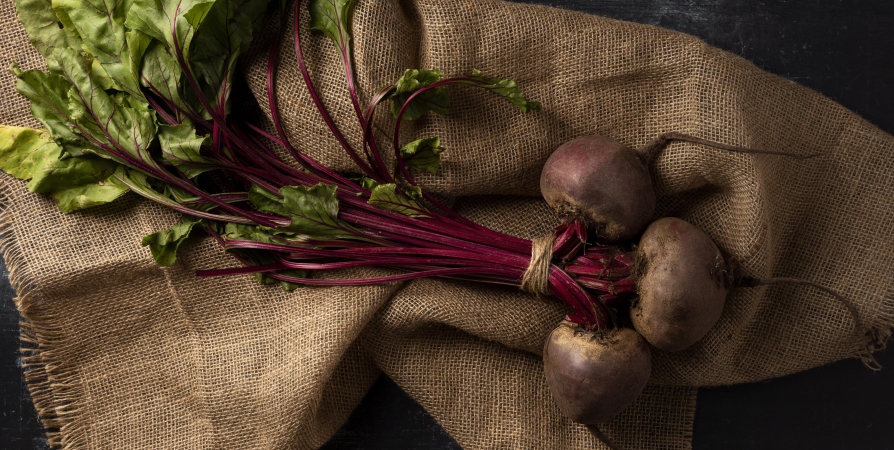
[[2, 0, 893, 448]]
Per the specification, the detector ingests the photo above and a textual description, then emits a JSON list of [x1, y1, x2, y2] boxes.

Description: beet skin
[[632, 217, 728, 352], [543, 322, 652, 424], [540, 136, 655, 242]]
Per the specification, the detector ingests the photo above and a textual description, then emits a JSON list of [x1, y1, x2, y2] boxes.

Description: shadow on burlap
[[1, 0, 892, 448]]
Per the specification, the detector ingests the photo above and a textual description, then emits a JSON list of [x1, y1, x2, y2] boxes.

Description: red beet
[[540, 133, 812, 244], [631, 217, 729, 352], [543, 321, 652, 425], [539, 136, 655, 243]]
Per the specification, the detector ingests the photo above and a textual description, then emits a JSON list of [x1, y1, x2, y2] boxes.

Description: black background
[[2, 0, 893, 448]]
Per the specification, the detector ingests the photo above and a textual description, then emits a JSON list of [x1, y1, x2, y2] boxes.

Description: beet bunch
[[3, 0, 870, 448]]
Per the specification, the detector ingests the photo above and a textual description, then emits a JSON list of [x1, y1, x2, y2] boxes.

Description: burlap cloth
[[1, 0, 892, 448]]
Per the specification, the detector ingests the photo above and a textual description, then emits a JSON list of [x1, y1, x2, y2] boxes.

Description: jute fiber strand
[[0, 0, 891, 448]]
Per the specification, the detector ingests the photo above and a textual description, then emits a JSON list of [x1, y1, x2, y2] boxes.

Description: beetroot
[[631, 217, 729, 352], [540, 133, 814, 244], [543, 321, 652, 425], [540, 136, 655, 243]]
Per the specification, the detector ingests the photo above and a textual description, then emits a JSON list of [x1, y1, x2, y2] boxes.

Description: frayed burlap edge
[[0, 175, 88, 449], [860, 292, 894, 366]]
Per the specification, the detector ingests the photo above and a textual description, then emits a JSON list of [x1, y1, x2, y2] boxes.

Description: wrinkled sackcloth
[[2, 0, 893, 448]]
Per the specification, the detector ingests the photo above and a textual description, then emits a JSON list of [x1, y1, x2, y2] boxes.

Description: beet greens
[[0, 0, 641, 330]]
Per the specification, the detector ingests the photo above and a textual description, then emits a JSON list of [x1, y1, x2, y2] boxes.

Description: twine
[[521, 233, 555, 297]]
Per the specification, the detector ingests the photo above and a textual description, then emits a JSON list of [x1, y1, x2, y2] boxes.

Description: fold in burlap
[[1, 0, 892, 448]]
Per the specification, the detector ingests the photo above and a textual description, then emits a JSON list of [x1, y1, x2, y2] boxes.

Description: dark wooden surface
[[2, 0, 893, 448]]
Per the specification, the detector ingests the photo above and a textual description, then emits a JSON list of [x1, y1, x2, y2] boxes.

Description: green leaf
[[118, 166, 201, 206], [346, 174, 379, 192], [56, 48, 158, 165], [225, 222, 273, 242], [110, 166, 173, 206], [0, 125, 129, 212], [191, 0, 271, 114], [308, 0, 357, 50], [28, 155, 130, 213], [278, 183, 363, 240], [161, 182, 201, 204], [158, 121, 213, 178], [125, 0, 216, 62], [399, 136, 445, 174], [51, 0, 150, 98], [464, 69, 541, 113], [140, 42, 188, 114], [249, 183, 369, 241], [248, 184, 290, 218], [10, 63, 84, 146], [395, 69, 441, 93], [367, 183, 429, 218], [389, 69, 448, 120], [275, 278, 303, 291], [345, 174, 381, 196], [113, 166, 211, 213], [141, 215, 204, 266], [13, 0, 82, 59], [0, 126, 53, 179], [90, 58, 116, 90], [12, 59, 101, 158], [360, 176, 379, 192]]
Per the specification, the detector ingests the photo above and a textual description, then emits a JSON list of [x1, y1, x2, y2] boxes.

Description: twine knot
[[521, 233, 555, 297]]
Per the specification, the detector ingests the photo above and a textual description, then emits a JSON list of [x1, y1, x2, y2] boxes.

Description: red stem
[[291, 0, 380, 180]]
